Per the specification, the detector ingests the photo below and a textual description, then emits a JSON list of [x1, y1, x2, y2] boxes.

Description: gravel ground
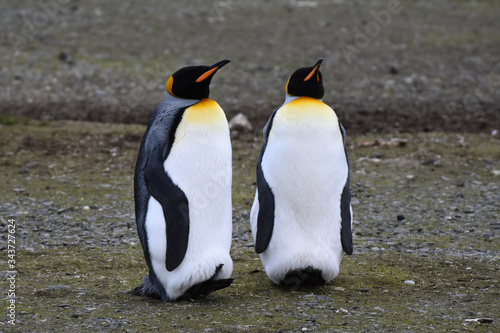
[[0, 120, 498, 332]]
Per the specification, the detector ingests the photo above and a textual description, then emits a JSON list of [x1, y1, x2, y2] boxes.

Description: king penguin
[[132, 59, 233, 301], [250, 59, 353, 288]]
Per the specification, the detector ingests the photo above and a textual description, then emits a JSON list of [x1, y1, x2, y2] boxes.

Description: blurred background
[[1, 0, 499, 133]]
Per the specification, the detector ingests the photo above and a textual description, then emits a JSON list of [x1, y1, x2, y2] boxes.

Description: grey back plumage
[[134, 95, 199, 274]]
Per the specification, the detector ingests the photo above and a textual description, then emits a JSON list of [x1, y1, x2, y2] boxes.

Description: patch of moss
[[0, 115, 29, 126], [1, 122, 499, 332]]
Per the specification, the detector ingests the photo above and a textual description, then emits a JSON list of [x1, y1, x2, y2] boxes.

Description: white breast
[[257, 97, 348, 283], [146, 99, 233, 300]]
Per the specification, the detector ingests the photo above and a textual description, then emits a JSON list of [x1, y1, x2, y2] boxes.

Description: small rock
[[228, 113, 253, 132], [404, 280, 415, 285], [58, 51, 75, 65], [465, 318, 493, 324], [230, 130, 239, 139], [490, 222, 500, 230], [46, 285, 71, 290], [389, 65, 399, 75], [19, 167, 29, 174], [397, 214, 406, 221], [57, 207, 74, 214], [422, 158, 437, 166], [25, 161, 39, 168]]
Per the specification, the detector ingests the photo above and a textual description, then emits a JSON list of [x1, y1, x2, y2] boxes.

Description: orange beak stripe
[[303, 65, 319, 82], [196, 66, 219, 83]]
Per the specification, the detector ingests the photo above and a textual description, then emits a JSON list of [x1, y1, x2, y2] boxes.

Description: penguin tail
[[178, 264, 233, 300], [281, 266, 325, 289], [131, 275, 164, 300]]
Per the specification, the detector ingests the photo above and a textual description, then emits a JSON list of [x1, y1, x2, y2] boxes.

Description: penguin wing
[[138, 99, 198, 271], [144, 143, 190, 271], [254, 110, 278, 254], [338, 120, 353, 255]]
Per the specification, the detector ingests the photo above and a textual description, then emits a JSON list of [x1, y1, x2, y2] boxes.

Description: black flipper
[[338, 120, 353, 255], [255, 110, 278, 254], [134, 98, 199, 280], [144, 145, 190, 271], [178, 264, 233, 300]]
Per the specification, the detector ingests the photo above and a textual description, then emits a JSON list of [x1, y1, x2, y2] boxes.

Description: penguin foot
[[178, 264, 233, 300], [131, 275, 165, 300], [132, 265, 232, 301], [280, 266, 325, 289]]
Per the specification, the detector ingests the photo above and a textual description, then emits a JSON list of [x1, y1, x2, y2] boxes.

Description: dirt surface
[[1, 0, 499, 133], [0, 120, 499, 332]]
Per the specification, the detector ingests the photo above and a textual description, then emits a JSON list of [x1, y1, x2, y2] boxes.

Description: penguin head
[[285, 58, 324, 99], [166, 59, 230, 99]]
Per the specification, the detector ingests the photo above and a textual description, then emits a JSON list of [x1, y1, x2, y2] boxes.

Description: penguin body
[[250, 59, 353, 287], [133, 60, 233, 301]]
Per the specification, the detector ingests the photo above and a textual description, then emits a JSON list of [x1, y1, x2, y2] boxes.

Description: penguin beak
[[303, 58, 323, 82], [196, 59, 231, 83]]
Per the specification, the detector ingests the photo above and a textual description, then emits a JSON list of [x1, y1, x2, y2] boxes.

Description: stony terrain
[[1, 0, 499, 332], [0, 120, 498, 332]]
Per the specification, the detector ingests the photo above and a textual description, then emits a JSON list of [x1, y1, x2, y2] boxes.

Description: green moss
[[1, 122, 499, 332], [0, 116, 29, 125]]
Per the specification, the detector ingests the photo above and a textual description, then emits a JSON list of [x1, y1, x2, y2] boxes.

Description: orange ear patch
[[166, 76, 175, 95], [196, 67, 219, 83], [285, 77, 291, 95]]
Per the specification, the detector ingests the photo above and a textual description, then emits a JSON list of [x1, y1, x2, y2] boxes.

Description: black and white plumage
[[133, 60, 233, 301], [250, 59, 353, 287]]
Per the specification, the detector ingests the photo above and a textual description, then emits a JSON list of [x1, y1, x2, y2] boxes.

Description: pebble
[[228, 113, 253, 132], [404, 280, 416, 285], [46, 285, 71, 290], [465, 318, 493, 324], [57, 206, 75, 214]]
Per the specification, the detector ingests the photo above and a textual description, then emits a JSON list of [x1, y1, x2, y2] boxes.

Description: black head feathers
[[166, 59, 230, 100], [286, 58, 324, 99]]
